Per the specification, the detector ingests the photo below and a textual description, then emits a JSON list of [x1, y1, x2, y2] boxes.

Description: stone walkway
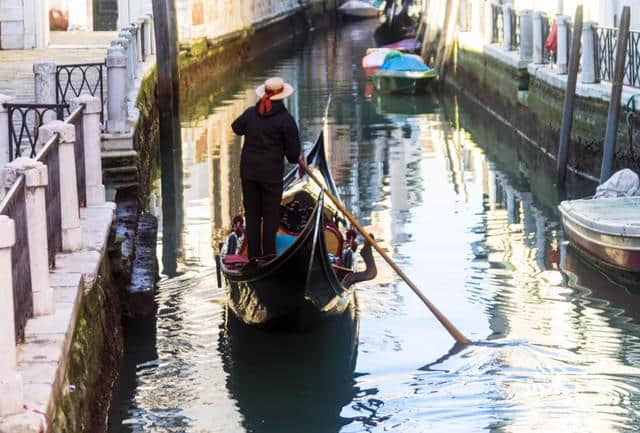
[[0, 31, 112, 102], [0, 202, 115, 433]]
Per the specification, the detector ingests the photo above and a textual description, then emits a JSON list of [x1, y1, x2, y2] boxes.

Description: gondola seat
[[223, 254, 249, 268]]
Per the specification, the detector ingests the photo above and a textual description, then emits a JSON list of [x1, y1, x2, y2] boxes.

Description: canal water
[[109, 21, 640, 433]]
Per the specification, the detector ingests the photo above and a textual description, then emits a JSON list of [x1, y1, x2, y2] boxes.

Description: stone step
[[102, 149, 138, 159], [102, 150, 138, 169], [104, 166, 139, 174], [103, 167, 139, 185]]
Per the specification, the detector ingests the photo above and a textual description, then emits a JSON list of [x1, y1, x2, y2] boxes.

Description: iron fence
[[65, 106, 86, 207], [0, 176, 33, 343], [628, 31, 640, 88], [35, 135, 62, 268], [492, 3, 503, 44], [55, 62, 105, 124], [4, 103, 67, 160], [597, 26, 640, 88]]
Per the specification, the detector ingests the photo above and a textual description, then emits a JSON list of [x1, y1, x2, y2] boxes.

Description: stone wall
[[0, 0, 48, 49], [47, 259, 123, 433], [449, 35, 640, 182], [175, 0, 337, 46]]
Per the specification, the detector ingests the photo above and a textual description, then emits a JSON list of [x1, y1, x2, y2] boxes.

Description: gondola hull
[[224, 201, 353, 327]]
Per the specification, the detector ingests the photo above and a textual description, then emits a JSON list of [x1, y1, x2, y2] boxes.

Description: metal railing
[[492, 3, 503, 44], [597, 26, 640, 88], [598, 27, 620, 85], [35, 135, 62, 268], [0, 176, 33, 343], [56, 63, 105, 125], [4, 103, 67, 159], [65, 106, 86, 207], [629, 31, 640, 87]]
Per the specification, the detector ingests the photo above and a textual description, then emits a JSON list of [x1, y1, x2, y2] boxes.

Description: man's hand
[[298, 154, 306, 178]]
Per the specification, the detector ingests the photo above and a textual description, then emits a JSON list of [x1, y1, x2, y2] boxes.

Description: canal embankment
[[430, 1, 640, 182], [0, 12, 156, 433]]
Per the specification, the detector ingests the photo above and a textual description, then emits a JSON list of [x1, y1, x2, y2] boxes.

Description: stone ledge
[[484, 43, 530, 70], [527, 62, 640, 109], [0, 203, 114, 433], [458, 31, 485, 53]]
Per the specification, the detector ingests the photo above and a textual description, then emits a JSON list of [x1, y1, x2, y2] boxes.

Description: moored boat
[[338, 0, 380, 19], [374, 69, 437, 94], [373, 50, 437, 94], [382, 38, 421, 53], [362, 48, 392, 78], [558, 197, 640, 273], [218, 131, 377, 328]]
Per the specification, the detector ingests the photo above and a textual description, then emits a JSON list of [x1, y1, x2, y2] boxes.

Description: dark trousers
[[242, 179, 283, 259]]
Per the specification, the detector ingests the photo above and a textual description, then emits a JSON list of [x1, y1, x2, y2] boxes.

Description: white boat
[[338, 0, 380, 19], [558, 197, 640, 273]]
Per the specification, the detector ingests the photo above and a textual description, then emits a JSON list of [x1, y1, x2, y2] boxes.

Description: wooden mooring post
[[600, 6, 631, 184], [555, 5, 583, 187], [152, 0, 182, 275], [435, 0, 461, 80]]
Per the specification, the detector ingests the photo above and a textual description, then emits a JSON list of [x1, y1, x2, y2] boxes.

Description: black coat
[[232, 100, 301, 183]]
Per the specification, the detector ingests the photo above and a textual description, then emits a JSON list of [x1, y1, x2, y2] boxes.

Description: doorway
[[93, 0, 117, 30]]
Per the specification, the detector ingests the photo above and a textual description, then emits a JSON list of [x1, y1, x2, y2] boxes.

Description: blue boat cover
[[380, 51, 430, 72]]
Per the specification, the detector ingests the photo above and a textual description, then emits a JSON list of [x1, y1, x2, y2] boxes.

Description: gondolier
[[232, 77, 305, 260]]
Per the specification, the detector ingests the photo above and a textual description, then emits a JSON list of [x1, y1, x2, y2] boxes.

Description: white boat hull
[[559, 197, 640, 273], [340, 8, 379, 18]]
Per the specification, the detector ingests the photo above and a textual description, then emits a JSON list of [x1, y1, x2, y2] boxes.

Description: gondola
[[218, 131, 377, 328]]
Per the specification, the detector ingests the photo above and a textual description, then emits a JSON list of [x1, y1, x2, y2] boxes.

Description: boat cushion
[[223, 254, 249, 266], [276, 234, 297, 255]]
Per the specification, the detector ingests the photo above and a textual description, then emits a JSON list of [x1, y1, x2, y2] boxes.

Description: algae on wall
[[48, 259, 123, 433], [452, 43, 640, 179]]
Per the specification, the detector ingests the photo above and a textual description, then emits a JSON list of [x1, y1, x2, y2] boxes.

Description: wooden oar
[[301, 162, 472, 346]]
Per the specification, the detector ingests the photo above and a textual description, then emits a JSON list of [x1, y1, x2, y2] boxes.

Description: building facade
[[0, 0, 321, 50]]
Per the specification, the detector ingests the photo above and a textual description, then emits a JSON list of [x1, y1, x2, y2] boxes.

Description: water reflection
[[222, 302, 359, 433], [110, 20, 640, 433]]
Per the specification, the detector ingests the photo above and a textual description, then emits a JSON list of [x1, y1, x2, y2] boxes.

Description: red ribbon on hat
[[258, 86, 284, 115]]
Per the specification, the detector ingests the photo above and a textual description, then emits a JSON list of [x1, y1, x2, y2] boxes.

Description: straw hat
[[255, 77, 294, 100]]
